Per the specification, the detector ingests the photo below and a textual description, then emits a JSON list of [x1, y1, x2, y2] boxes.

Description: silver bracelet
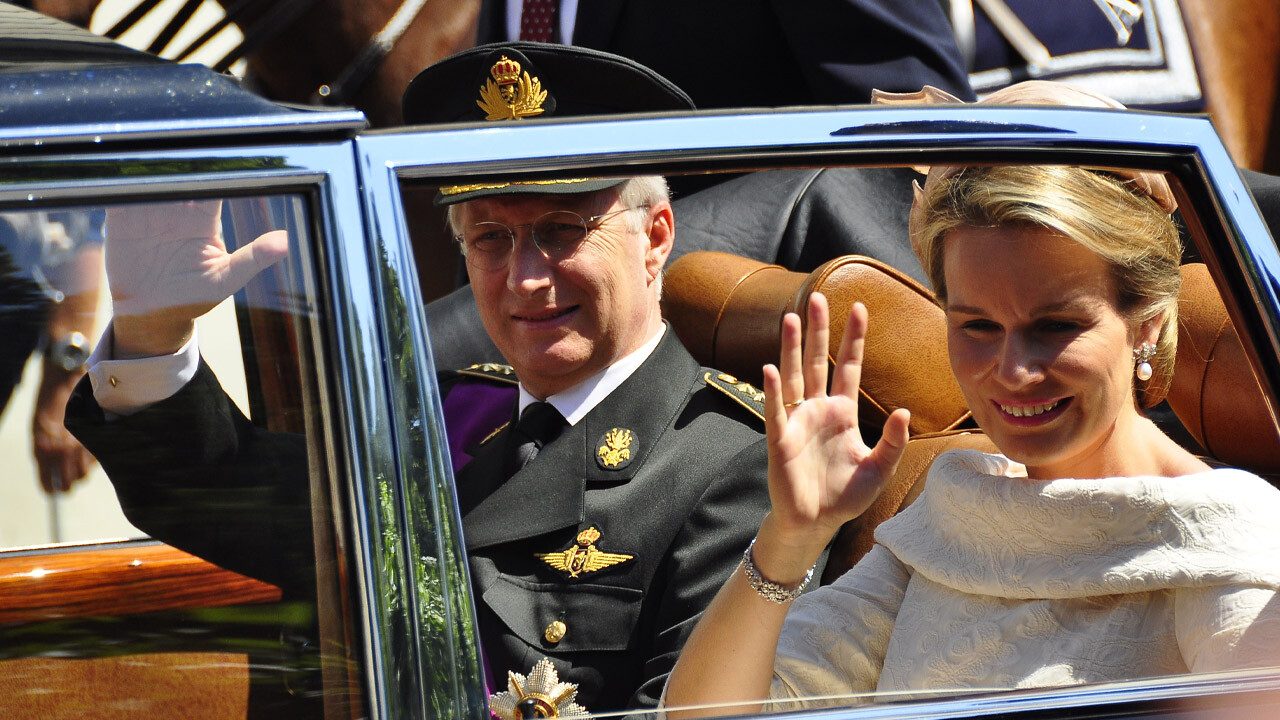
[[740, 537, 814, 603]]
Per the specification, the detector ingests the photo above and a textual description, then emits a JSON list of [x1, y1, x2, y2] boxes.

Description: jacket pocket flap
[[484, 575, 644, 653]]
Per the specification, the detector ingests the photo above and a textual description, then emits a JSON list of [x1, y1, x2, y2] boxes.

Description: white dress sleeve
[[1176, 583, 1280, 672], [768, 543, 910, 711]]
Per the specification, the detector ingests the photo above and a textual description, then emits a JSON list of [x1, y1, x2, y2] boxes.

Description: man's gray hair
[[617, 176, 670, 231]]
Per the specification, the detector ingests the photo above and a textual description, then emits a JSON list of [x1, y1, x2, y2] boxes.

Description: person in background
[[472, 0, 975, 109], [1, 210, 102, 493]]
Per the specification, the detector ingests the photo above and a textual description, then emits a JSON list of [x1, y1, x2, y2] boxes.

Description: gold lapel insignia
[[477, 55, 548, 121], [595, 427, 635, 470], [535, 526, 634, 578], [479, 421, 510, 447], [489, 658, 587, 719]]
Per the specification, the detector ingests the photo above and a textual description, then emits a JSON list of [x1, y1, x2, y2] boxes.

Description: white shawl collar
[[875, 450, 1280, 599]]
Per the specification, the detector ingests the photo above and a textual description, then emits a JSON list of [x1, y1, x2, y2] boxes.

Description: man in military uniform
[[67, 44, 775, 713]]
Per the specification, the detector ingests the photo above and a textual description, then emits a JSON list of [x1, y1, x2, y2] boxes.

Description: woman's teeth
[[1000, 399, 1062, 417]]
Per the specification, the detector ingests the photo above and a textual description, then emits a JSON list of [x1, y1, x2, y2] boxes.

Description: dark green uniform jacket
[[66, 330, 772, 712]]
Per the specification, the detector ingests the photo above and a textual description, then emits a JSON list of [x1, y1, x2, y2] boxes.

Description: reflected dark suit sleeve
[[65, 359, 315, 598], [630, 439, 772, 708]]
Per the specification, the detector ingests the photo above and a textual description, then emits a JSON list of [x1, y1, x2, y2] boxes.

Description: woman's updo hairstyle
[[910, 164, 1182, 408]]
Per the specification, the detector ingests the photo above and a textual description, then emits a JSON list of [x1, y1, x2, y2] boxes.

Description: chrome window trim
[[354, 135, 489, 720], [0, 110, 367, 150], [726, 670, 1280, 720]]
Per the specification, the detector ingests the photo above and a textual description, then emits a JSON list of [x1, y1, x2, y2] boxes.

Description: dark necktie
[[505, 401, 566, 477], [519, 0, 559, 42]]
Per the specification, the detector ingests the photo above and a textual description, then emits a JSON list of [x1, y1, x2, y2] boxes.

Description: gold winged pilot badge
[[536, 526, 633, 578], [489, 657, 588, 719], [477, 55, 549, 121]]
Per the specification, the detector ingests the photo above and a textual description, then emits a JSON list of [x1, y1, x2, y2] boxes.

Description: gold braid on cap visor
[[439, 178, 598, 196]]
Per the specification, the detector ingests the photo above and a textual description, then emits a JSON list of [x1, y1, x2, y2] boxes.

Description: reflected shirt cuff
[[87, 323, 199, 417]]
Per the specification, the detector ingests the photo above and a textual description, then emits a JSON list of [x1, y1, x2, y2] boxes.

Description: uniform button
[[544, 620, 567, 644], [109, 376, 119, 387]]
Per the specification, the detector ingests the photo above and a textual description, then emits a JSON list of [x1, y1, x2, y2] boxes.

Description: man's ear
[[644, 201, 675, 282]]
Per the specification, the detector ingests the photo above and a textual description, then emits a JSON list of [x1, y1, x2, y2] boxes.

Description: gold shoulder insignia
[[477, 55, 548, 121], [457, 362, 519, 385], [535, 526, 634, 579], [704, 371, 765, 421]]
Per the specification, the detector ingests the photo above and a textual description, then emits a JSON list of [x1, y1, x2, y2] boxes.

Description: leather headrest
[[662, 251, 970, 435], [1166, 263, 1280, 473]]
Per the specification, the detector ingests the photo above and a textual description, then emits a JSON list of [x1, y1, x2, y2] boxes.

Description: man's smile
[[512, 305, 579, 323]]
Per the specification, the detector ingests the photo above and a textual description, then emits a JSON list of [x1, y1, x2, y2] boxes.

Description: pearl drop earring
[[1133, 342, 1156, 381]]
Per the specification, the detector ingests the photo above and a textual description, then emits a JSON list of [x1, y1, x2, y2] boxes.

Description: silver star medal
[[489, 658, 588, 719]]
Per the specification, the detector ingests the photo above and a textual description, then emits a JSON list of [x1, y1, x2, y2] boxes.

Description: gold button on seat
[[544, 620, 567, 644]]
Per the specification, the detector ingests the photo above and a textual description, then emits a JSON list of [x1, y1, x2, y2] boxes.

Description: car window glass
[[0, 206, 254, 549], [0, 194, 366, 719], [401, 161, 1280, 719]]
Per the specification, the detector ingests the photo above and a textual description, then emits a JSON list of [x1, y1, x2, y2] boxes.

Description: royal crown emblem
[[489, 658, 587, 719], [595, 427, 635, 469], [477, 55, 549, 121], [535, 526, 633, 578]]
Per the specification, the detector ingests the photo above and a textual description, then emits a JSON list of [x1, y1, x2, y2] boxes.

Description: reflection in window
[[0, 195, 364, 718]]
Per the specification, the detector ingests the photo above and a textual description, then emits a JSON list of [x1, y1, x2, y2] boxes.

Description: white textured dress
[[769, 449, 1280, 709]]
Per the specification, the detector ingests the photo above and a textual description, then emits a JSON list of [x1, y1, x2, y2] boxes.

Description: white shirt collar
[[517, 323, 666, 426]]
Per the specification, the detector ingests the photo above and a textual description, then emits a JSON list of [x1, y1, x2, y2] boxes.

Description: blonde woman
[[664, 154, 1280, 717]]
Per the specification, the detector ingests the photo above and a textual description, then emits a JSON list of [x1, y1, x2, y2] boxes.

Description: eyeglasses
[[454, 205, 649, 271]]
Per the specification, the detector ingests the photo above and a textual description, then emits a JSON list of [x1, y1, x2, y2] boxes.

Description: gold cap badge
[[477, 55, 548, 121], [535, 526, 633, 578], [595, 427, 635, 469], [489, 658, 587, 719]]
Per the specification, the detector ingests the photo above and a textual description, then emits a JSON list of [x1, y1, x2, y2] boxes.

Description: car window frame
[[356, 104, 1280, 720]]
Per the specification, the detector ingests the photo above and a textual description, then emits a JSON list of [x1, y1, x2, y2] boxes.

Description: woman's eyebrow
[[946, 299, 1097, 317]]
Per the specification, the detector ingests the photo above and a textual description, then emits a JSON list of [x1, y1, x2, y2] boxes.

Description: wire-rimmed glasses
[[454, 205, 649, 271]]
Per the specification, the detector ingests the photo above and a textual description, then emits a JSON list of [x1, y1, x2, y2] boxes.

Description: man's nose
[[506, 229, 554, 294]]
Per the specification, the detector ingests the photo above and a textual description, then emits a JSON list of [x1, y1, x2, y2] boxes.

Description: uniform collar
[[517, 323, 666, 426], [459, 327, 697, 550]]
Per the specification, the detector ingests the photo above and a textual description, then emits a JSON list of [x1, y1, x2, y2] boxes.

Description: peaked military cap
[[402, 41, 695, 205]]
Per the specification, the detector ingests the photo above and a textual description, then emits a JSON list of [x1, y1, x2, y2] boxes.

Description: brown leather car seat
[[662, 252, 971, 436], [1166, 263, 1280, 474], [662, 252, 1280, 580]]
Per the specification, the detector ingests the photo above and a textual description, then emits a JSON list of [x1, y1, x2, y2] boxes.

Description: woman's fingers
[[762, 363, 789, 450], [778, 311, 805, 407], [868, 407, 910, 477], [803, 293, 830, 400], [830, 301, 868, 400]]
